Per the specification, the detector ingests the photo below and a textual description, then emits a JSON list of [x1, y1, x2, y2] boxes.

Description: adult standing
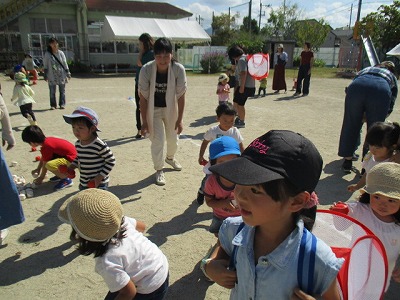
[[139, 38, 187, 186], [293, 42, 314, 97], [272, 44, 288, 94], [338, 61, 398, 172], [228, 45, 255, 129], [0, 83, 25, 244], [43, 37, 71, 110], [134, 33, 154, 139]]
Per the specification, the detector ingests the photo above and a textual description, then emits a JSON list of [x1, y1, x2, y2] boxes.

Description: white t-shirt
[[203, 125, 243, 144], [95, 217, 169, 293], [348, 202, 400, 290], [362, 152, 390, 174]]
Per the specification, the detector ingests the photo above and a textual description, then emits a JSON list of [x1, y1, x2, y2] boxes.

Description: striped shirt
[[72, 137, 115, 187]]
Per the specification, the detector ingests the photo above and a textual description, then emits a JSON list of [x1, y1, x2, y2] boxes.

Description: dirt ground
[[0, 71, 399, 299]]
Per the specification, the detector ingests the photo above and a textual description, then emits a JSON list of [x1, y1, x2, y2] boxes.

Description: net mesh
[[313, 210, 388, 300], [247, 54, 269, 80]]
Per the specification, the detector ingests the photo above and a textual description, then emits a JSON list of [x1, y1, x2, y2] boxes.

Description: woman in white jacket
[[139, 38, 187, 185]]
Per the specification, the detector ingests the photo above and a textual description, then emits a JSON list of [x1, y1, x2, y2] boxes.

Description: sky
[[158, 0, 394, 30]]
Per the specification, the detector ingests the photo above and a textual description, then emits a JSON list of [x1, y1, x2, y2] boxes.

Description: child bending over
[[21, 125, 77, 190], [63, 107, 115, 190], [58, 189, 169, 299], [204, 130, 344, 300]]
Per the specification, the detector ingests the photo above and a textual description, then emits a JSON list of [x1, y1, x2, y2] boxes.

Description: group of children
[[7, 69, 399, 299]]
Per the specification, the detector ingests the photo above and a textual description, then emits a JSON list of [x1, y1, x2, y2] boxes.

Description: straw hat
[[361, 162, 400, 201], [218, 73, 229, 83], [58, 189, 123, 242]]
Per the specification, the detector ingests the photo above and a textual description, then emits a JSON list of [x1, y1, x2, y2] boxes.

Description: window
[[128, 43, 139, 53], [30, 18, 46, 33], [62, 19, 77, 33], [116, 42, 128, 53], [102, 42, 114, 53], [89, 42, 101, 53], [47, 19, 62, 33]]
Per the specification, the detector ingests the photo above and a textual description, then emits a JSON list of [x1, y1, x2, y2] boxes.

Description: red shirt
[[300, 51, 314, 65], [40, 137, 77, 162]]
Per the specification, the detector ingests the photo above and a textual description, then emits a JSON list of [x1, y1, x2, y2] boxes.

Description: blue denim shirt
[[219, 217, 344, 300]]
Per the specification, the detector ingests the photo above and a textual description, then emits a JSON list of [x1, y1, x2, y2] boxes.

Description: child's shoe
[[49, 176, 61, 182], [0, 229, 9, 245], [54, 178, 73, 190]]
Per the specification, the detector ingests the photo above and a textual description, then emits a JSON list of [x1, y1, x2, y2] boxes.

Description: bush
[[68, 61, 92, 73], [293, 56, 300, 67], [200, 51, 226, 74], [313, 58, 326, 67]]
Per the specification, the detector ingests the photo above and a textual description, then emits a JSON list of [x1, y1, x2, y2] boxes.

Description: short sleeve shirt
[[40, 137, 77, 162], [203, 125, 243, 144]]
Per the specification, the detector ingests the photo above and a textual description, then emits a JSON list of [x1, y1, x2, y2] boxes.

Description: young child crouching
[[58, 189, 169, 299]]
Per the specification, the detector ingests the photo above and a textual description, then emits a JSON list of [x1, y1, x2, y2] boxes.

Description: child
[[197, 103, 244, 205], [332, 162, 400, 291], [203, 130, 344, 299], [204, 136, 241, 236], [22, 54, 38, 85], [257, 77, 267, 97], [63, 106, 115, 190], [21, 125, 77, 190], [216, 73, 230, 105], [11, 72, 37, 125], [348, 121, 400, 192], [58, 189, 169, 299]]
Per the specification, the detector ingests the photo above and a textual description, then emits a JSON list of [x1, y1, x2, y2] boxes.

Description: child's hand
[[392, 267, 400, 283], [205, 259, 237, 289], [198, 157, 208, 165], [31, 169, 40, 177], [291, 288, 316, 300], [33, 177, 44, 185], [347, 184, 358, 192]]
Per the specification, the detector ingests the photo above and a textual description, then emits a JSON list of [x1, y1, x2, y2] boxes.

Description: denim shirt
[[219, 217, 344, 300]]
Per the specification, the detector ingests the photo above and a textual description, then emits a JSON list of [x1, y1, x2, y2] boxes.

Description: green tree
[[262, 1, 300, 39], [228, 31, 265, 54], [294, 19, 331, 51], [240, 16, 260, 34], [356, 1, 400, 56], [211, 13, 237, 46]]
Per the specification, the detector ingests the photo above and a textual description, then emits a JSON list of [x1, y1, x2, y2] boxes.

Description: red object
[[331, 202, 349, 214], [35, 156, 41, 161], [87, 180, 96, 188], [58, 165, 68, 173], [200, 160, 208, 166], [67, 170, 76, 179], [31, 147, 37, 152]]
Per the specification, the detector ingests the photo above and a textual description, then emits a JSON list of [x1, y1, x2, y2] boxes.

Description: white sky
[[154, 0, 393, 30]]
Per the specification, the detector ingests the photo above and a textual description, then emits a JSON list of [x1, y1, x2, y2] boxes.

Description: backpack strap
[[297, 228, 317, 295], [228, 222, 245, 271]]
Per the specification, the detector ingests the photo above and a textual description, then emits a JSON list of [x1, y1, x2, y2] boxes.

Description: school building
[[0, 0, 194, 71]]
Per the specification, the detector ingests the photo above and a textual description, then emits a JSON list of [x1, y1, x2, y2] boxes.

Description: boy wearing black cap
[[202, 130, 343, 300], [63, 106, 115, 190]]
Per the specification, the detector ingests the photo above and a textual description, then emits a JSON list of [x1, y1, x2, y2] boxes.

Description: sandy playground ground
[[0, 71, 399, 299]]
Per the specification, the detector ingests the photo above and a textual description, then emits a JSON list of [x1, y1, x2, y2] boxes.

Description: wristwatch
[[200, 258, 212, 280]]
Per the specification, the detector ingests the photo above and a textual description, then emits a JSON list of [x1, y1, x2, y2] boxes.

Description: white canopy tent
[[101, 15, 211, 44], [387, 43, 400, 58]]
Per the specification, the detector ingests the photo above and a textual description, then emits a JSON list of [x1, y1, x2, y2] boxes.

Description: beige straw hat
[[361, 162, 400, 201], [58, 189, 123, 242]]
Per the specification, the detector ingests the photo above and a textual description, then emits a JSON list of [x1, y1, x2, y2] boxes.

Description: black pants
[[134, 84, 141, 131], [296, 64, 311, 95], [258, 87, 266, 96], [20, 103, 36, 121]]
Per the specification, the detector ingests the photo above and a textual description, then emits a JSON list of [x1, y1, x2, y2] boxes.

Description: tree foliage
[[355, 0, 400, 55], [240, 16, 260, 35], [211, 13, 237, 46], [262, 1, 299, 39], [294, 19, 331, 51]]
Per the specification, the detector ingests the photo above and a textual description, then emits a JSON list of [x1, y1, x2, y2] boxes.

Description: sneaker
[[165, 158, 182, 171], [196, 192, 204, 205], [341, 159, 352, 173], [352, 153, 359, 161], [50, 107, 56, 110], [54, 178, 73, 190], [293, 92, 301, 97], [155, 170, 166, 186], [49, 176, 61, 182], [302, 93, 309, 96], [0, 229, 9, 245], [234, 117, 240, 125], [59, 106, 65, 109], [235, 119, 245, 128]]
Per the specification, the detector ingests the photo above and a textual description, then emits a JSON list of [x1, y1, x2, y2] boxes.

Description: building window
[[128, 43, 139, 53], [47, 19, 62, 33], [102, 42, 114, 53], [89, 42, 101, 53], [30, 18, 46, 33], [62, 19, 77, 33], [116, 42, 128, 53]]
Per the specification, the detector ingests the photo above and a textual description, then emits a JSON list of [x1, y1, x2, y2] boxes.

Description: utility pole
[[356, 0, 362, 23], [248, 0, 252, 33], [348, 3, 353, 29]]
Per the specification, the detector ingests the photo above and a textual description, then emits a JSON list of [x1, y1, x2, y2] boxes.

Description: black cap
[[209, 130, 323, 192]]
